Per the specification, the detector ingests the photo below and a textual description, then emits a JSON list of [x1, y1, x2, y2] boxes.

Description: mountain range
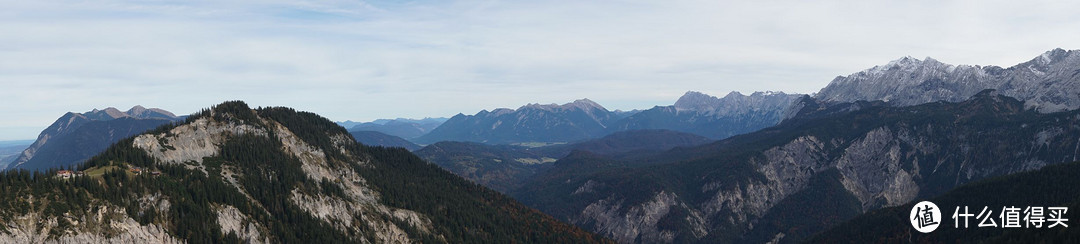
[[4, 106, 182, 171], [345, 118, 448, 140], [418, 49, 1080, 243], [3, 48, 1079, 243], [0, 101, 608, 243], [816, 48, 1080, 112], [512, 90, 1080, 243], [612, 91, 804, 139], [415, 91, 805, 145], [415, 99, 635, 145], [402, 49, 1080, 147]]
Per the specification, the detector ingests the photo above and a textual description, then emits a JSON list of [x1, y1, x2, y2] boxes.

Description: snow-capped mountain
[[816, 48, 1080, 112]]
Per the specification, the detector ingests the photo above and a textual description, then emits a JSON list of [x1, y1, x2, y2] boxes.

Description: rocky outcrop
[[133, 117, 264, 165], [576, 191, 684, 243], [0, 205, 181, 244], [834, 127, 920, 210], [216, 205, 268, 243]]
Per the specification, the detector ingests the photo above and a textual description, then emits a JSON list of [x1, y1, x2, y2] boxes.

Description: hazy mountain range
[[415, 92, 806, 145], [414, 99, 634, 144], [612, 91, 804, 139], [4, 106, 182, 171], [338, 118, 448, 140]]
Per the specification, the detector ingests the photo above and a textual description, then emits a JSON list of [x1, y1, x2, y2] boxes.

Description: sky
[[2, 0, 1080, 140]]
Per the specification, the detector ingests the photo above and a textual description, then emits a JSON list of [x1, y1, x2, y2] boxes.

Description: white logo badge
[[910, 201, 942, 233]]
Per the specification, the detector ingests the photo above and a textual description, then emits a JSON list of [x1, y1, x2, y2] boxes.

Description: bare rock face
[[701, 136, 827, 227], [416, 98, 629, 144], [834, 127, 920, 210], [576, 191, 682, 243], [133, 117, 264, 165], [0, 205, 181, 244], [215, 205, 269, 243]]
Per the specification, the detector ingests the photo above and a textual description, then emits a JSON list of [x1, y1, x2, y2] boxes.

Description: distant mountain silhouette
[[348, 118, 447, 140], [349, 130, 421, 151], [415, 99, 634, 144], [4, 106, 181, 171]]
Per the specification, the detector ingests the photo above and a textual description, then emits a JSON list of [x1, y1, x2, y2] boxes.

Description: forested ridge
[[0, 101, 609, 243]]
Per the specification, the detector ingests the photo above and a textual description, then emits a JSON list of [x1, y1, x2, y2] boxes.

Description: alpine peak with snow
[[816, 48, 1080, 112]]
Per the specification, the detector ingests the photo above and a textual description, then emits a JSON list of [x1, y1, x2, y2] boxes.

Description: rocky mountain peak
[[417, 98, 623, 144], [722, 91, 746, 99], [887, 56, 940, 66], [1020, 48, 1079, 71], [81, 106, 179, 121], [519, 103, 557, 111], [888, 56, 919, 66], [126, 105, 147, 115], [566, 98, 605, 111], [84, 107, 128, 120], [125, 105, 178, 119], [674, 91, 720, 111], [1039, 48, 1070, 63], [675, 90, 801, 115], [855, 56, 954, 80], [520, 98, 608, 112]]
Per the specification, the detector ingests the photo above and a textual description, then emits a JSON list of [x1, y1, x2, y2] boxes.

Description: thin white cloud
[[2, 0, 1080, 140]]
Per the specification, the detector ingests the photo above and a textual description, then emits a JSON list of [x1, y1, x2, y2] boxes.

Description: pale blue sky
[[2, 0, 1080, 140]]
